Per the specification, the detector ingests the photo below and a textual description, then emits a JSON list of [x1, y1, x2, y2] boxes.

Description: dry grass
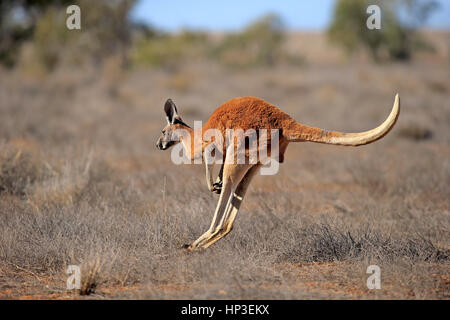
[[0, 32, 449, 300]]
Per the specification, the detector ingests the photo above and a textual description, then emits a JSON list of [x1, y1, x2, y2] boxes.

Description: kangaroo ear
[[164, 99, 179, 124]]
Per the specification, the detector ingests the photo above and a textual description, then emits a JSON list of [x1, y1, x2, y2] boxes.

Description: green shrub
[[0, 0, 73, 68], [32, 7, 71, 71], [131, 30, 208, 69], [1, 0, 137, 70], [131, 14, 303, 69], [211, 14, 285, 68], [327, 0, 438, 61]]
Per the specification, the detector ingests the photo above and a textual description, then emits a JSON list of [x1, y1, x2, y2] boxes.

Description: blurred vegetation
[[1, 0, 439, 71], [0, 2, 282, 71], [210, 14, 286, 68], [2, 2, 299, 71], [131, 29, 209, 69], [1, 0, 135, 71], [0, 0, 73, 68], [32, 7, 71, 70], [328, 0, 438, 61], [77, 0, 135, 67], [0, 145, 54, 197], [132, 13, 304, 69]]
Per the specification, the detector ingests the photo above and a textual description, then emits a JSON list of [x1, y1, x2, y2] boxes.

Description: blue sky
[[131, 0, 450, 31]]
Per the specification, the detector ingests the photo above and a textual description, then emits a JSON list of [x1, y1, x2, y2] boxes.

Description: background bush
[[327, 0, 438, 61]]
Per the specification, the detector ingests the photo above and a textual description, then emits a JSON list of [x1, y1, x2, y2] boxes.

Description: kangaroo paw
[[212, 181, 222, 194]]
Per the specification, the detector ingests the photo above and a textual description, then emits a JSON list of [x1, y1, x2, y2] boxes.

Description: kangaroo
[[156, 94, 400, 250]]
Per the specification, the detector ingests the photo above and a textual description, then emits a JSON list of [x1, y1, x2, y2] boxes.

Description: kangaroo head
[[156, 99, 191, 150]]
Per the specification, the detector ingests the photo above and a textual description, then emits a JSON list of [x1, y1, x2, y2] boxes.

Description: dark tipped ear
[[164, 99, 179, 124]]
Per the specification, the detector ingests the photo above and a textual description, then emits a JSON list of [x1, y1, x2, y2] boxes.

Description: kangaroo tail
[[284, 94, 400, 146]]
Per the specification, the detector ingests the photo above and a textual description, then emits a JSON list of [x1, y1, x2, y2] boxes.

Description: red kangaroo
[[156, 94, 400, 250]]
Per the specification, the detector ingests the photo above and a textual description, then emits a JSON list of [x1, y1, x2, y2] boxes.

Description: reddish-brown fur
[[190, 96, 341, 162]]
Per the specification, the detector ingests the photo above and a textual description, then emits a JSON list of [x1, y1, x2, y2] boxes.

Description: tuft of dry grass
[[0, 145, 49, 197]]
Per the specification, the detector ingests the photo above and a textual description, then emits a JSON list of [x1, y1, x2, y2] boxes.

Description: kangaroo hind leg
[[201, 164, 260, 249], [185, 163, 251, 250]]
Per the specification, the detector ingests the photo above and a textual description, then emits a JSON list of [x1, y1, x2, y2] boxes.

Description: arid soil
[[0, 32, 449, 299]]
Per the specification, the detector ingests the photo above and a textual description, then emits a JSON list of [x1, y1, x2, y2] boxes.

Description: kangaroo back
[[203, 94, 400, 147]]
